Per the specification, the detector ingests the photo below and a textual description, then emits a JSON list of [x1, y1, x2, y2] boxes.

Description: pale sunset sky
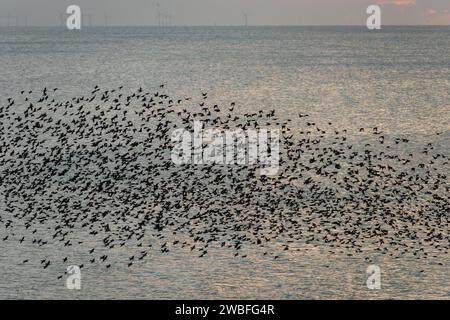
[[0, 0, 449, 26]]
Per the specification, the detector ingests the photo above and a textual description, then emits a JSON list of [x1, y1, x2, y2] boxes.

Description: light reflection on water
[[1, 239, 449, 299]]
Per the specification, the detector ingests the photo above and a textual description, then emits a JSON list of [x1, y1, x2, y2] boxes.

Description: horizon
[[1, 24, 450, 28]]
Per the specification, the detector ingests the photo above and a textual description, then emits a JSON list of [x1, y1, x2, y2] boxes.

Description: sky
[[0, 0, 449, 26]]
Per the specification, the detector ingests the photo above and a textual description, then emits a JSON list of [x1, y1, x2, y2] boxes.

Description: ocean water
[[0, 26, 449, 299]]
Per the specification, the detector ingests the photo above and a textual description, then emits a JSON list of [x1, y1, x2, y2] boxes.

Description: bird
[[0, 83, 447, 274]]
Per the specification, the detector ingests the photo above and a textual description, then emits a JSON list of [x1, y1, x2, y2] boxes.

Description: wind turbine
[[156, 1, 161, 27], [104, 14, 110, 27], [243, 12, 248, 27], [82, 14, 92, 27]]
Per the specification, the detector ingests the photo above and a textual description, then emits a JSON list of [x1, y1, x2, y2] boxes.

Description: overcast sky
[[1, 0, 449, 26]]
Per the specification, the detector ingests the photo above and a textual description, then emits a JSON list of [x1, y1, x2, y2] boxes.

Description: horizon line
[[1, 24, 450, 28]]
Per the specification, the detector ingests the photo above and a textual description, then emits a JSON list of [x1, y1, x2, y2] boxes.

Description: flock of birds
[[0, 85, 449, 277]]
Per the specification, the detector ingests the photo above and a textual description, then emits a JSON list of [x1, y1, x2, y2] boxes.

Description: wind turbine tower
[[156, 2, 161, 27]]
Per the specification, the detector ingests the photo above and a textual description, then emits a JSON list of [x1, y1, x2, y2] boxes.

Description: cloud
[[424, 8, 450, 25], [377, 0, 416, 6]]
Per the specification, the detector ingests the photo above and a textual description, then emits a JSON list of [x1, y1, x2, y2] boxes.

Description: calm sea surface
[[0, 26, 449, 299]]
